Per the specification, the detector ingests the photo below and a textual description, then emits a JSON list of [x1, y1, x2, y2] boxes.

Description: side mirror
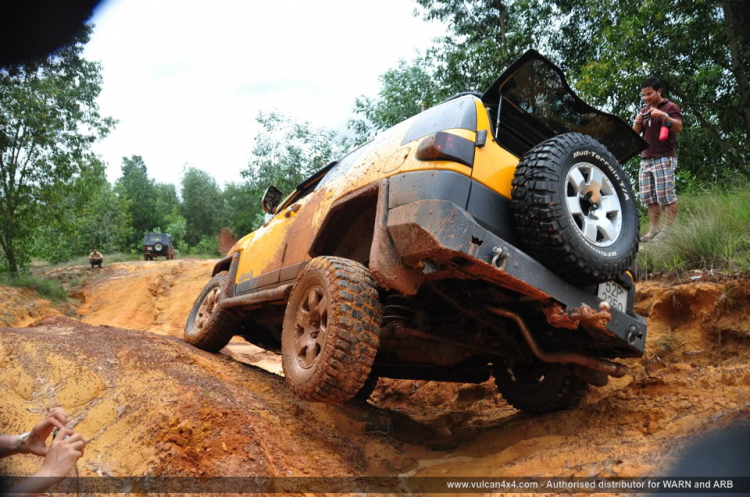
[[261, 186, 282, 214]]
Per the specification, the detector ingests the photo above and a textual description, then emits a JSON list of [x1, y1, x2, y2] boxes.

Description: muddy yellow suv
[[185, 50, 649, 413]]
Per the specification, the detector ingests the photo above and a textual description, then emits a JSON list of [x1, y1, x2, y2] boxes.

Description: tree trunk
[[722, 0, 750, 140], [0, 237, 18, 277]]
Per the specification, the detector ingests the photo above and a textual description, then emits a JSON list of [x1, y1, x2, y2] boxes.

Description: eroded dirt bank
[[1, 261, 749, 489]]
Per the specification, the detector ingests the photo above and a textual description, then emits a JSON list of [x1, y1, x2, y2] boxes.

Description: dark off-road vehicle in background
[[143, 233, 175, 261], [184, 50, 649, 413]]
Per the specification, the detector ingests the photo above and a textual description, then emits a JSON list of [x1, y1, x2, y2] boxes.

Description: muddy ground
[[1, 259, 749, 493]]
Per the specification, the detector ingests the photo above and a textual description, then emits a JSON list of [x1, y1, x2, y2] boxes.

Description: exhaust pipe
[[485, 306, 629, 378]]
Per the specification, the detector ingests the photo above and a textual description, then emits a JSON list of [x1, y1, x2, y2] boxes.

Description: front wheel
[[184, 273, 238, 352], [281, 257, 382, 403], [493, 359, 587, 414], [511, 132, 639, 286]]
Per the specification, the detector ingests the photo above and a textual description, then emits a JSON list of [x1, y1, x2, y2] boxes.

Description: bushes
[[0, 274, 68, 302], [637, 185, 750, 275]]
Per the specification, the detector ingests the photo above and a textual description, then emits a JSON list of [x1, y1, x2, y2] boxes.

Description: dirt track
[[1, 260, 749, 491]]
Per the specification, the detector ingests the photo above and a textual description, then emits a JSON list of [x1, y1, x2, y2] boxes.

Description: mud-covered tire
[[281, 256, 382, 403], [184, 273, 238, 353], [493, 360, 587, 414], [511, 132, 639, 286]]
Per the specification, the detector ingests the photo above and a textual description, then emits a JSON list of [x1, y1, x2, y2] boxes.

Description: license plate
[[597, 281, 628, 312]]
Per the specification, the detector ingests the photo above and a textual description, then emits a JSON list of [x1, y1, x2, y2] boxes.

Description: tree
[[240, 112, 351, 231], [552, 0, 749, 181], [180, 166, 224, 247], [154, 182, 180, 225], [364, 0, 749, 182], [223, 181, 258, 238], [352, 0, 552, 141], [32, 167, 133, 262], [0, 24, 114, 275], [350, 56, 445, 143], [115, 155, 159, 246]]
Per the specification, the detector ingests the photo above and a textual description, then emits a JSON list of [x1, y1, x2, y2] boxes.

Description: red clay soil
[[1, 261, 749, 493]]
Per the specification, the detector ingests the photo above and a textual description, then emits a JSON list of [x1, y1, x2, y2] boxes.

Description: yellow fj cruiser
[[185, 50, 649, 413]]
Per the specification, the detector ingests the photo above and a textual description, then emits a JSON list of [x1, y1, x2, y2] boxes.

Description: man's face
[[641, 86, 662, 107]]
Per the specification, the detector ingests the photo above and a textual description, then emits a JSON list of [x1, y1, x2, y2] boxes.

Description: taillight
[[415, 131, 475, 167]]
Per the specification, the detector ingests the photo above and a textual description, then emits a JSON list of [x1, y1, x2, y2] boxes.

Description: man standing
[[632, 77, 683, 242]]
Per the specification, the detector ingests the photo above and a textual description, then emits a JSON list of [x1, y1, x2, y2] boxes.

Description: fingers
[[49, 408, 69, 425]]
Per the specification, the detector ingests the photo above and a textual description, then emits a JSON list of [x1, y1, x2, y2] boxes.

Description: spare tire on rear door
[[511, 132, 638, 287]]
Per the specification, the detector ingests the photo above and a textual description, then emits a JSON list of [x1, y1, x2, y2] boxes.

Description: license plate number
[[597, 281, 627, 312]]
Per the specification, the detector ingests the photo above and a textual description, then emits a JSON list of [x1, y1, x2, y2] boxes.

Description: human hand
[[35, 427, 86, 485], [22, 408, 68, 456], [649, 108, 667, 119], [635, 112, 643, 125]]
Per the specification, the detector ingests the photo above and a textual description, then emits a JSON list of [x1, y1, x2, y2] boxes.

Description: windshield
[[482, 50, 647, 163]]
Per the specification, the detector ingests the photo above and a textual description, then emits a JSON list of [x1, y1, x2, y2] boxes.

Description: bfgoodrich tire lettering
[[511, 132, 638, 286], [282, 256, 382, 403], [184, 273, 238, 352]]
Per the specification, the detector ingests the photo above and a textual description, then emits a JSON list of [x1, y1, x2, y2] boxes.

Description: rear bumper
[[386, 199, 647, 357]]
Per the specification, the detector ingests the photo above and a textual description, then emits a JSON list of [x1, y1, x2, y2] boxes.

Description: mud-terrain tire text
[[511, 132, 639, 286]]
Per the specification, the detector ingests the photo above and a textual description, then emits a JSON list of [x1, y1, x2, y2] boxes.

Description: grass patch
[[638, 185, 750, 276], [0, 273, 68, 302], [35, 252, 142, 271]]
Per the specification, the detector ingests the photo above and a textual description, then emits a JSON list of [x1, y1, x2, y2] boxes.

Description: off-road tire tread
[[511, 132, 638, 286], [493, 362, 588, 414], [283, 256, 382, 403], [184, 273, 238, 353]]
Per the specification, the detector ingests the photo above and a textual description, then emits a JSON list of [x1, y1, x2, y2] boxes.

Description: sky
[[83, 0, 447, 188]]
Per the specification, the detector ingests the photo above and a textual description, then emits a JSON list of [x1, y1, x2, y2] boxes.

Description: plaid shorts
[[639, 156, 677, 206]]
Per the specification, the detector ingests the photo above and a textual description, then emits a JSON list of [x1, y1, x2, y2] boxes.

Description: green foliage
[[180, 167, 225, 247], [538, 0, 750, 181], [0, 24, 115, 275], [30, 167, 134, 263], [115, 155, 161, 246], [222, 182, 258, 238], [637, 185, 750, 275], [355, 0, 750, 183], [351, 0, 552, 141], [0, 273, 68, 302], [163, 211, 187, 249], [188, 235, 221, 257], [350, 57, 446, 143], [240, 112, 351, 232]]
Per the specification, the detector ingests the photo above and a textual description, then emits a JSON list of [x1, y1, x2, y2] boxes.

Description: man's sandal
[[641, 230, 660, 242]]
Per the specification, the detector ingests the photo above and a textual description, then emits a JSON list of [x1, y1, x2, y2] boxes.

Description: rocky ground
[[1, 259, 749, 494]]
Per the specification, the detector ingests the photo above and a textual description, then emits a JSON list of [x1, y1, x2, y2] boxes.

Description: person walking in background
[[632, 77, 683, 242]]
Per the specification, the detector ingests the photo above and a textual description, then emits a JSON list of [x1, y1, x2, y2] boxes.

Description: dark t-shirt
[[640, 98, 682, 158]]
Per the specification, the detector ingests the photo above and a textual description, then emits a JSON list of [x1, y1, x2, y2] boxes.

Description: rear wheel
[[493, 359, 587, 414], [184, 273, 238, 352], [282, 257, 382, 403]]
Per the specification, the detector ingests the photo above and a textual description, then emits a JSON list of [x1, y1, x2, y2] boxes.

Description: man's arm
[[8, 428, 87, 497], [651, 107, 683, 134], [0, 434, 26, 457]]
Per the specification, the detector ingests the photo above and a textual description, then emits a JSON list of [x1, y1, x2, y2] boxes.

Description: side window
[[315, 141, 373, 190], [400, 96, 478, 145]]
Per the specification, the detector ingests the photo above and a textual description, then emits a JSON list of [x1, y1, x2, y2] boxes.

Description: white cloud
[[84, 0, 446, 188]]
